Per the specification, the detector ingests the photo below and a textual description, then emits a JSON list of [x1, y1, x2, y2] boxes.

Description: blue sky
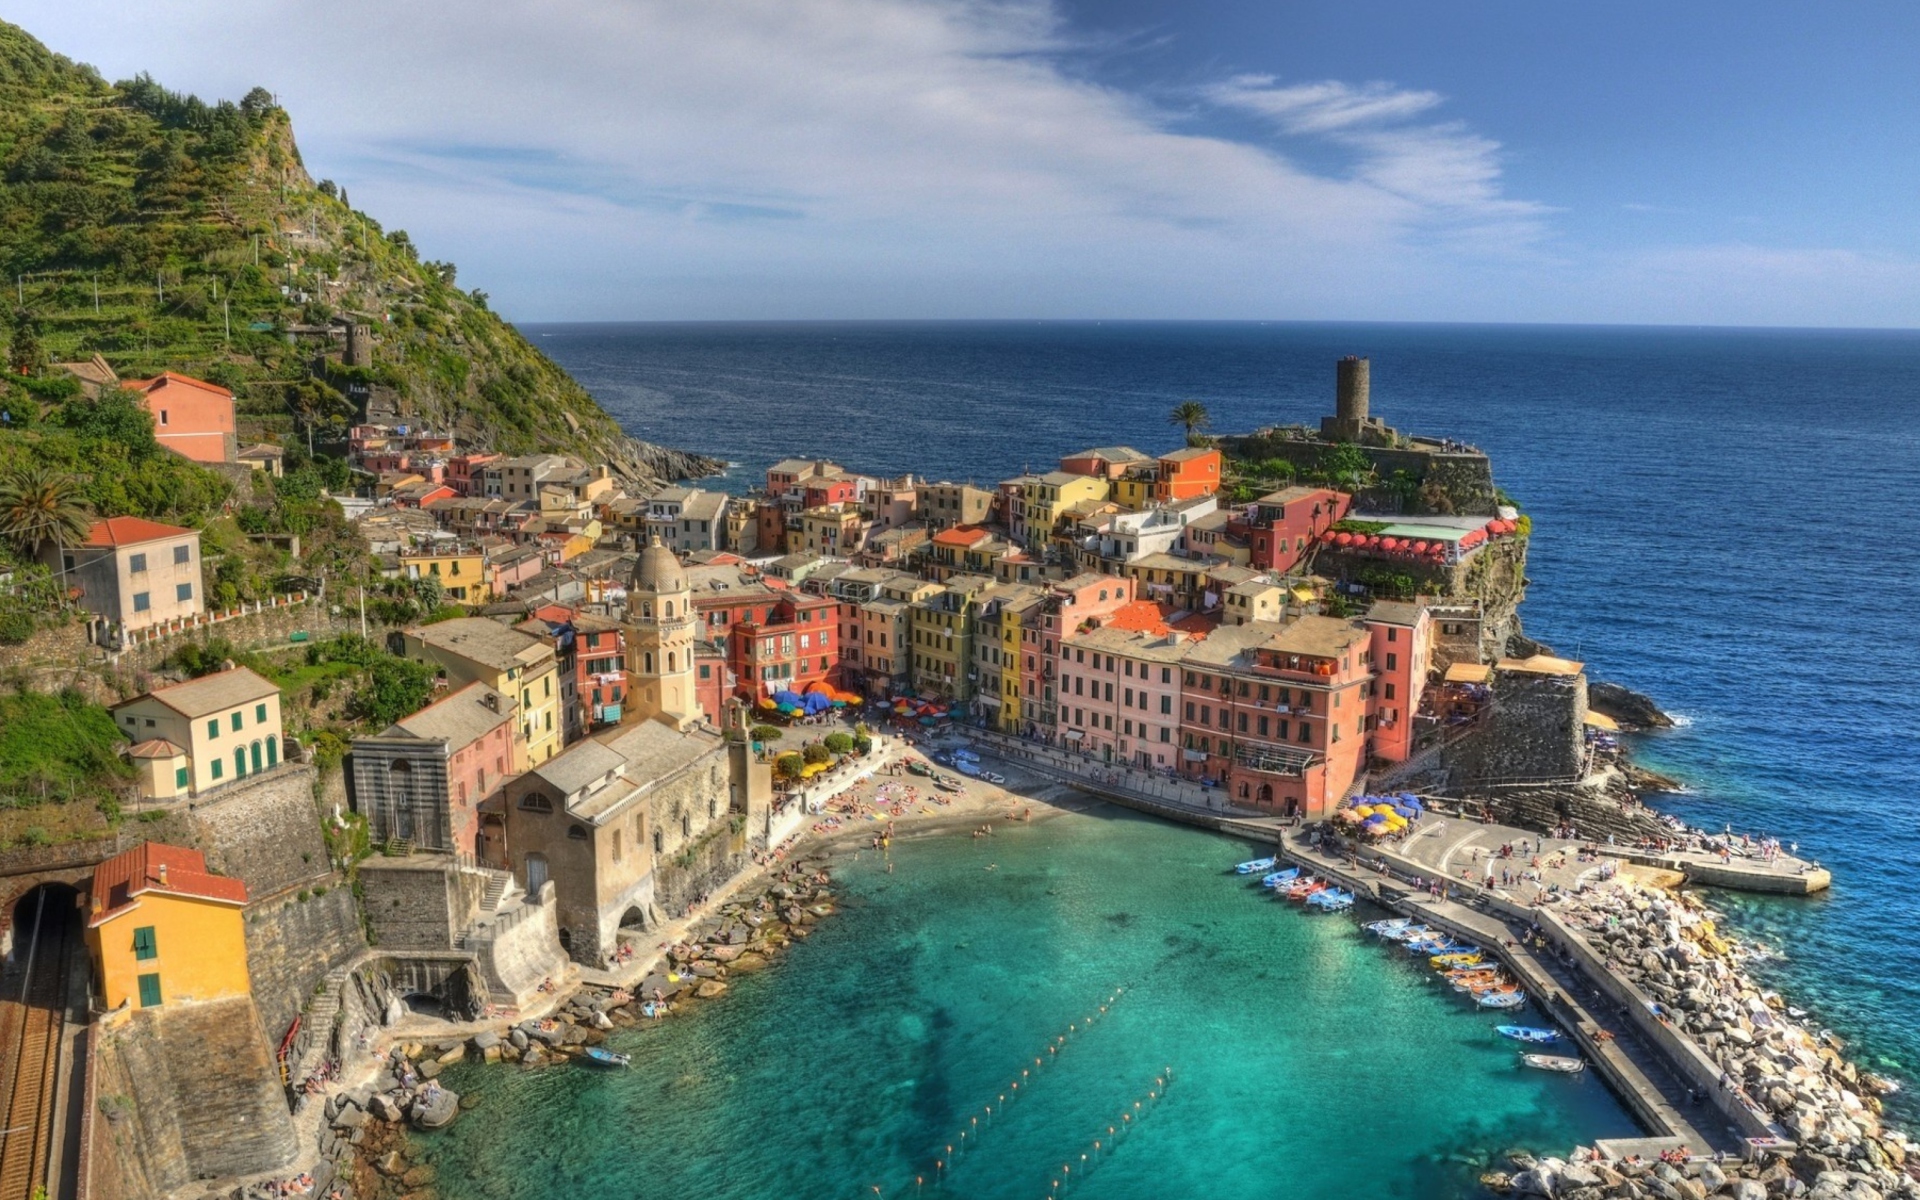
[[17, 1, 1920, 325]]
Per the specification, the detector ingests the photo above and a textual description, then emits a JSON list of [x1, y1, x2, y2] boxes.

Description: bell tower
[[627, 536, 699, 730]]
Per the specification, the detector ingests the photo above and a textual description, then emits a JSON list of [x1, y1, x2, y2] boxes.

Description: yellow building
[[86, 842, 250, 1010], [400, 546, 494, 603], [112, 668, 284, 799], [1023, 472, 1110, 549], [1112, 465, 1157, 512], [909, 576, 991, 701], [401, 618, 563, 765]]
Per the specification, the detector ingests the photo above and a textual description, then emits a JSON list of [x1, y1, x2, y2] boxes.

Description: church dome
[[632, 535, 687, 594]]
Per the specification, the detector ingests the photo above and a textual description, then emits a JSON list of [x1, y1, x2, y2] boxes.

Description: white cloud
[[11, 1, 1918, 324]]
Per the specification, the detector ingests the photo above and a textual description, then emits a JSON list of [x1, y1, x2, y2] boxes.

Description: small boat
[[1431, 953, 1484, 969], [1261, 868, 1302, 888], [1364, 918, 1411, 936], [1286, 879, 1327, 901], [583, 1047, 632, 1068], [1477, 991, 1528, 1010], [1521, 1054, 1584, 1074], [907, 760, 934, 776], [935, 778, 964, 793], [1382, 924, 1431, 943], [1309, 891, 1354, 912], [1496, 1026, 1563, 1045], [1235, 857, 1279, 875], [1407, 936, 1461, 955]]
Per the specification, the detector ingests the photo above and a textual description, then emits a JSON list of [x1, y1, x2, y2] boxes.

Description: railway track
[[0, 889, 76, 1200]]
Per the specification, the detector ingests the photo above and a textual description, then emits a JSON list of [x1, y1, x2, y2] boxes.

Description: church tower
[[626, 536, 699, 730]]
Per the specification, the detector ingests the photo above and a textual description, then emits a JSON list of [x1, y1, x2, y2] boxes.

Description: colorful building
[[350, 681, 522, 859], [729, 591, 845, 697], [1363, 601, 1433, 765], [400, 545, 493, 603], [121, 371, 236, 464], [1020, 472, 1110, 549], [1055, 604, 1190, 767], [920, 481, 996, 530], [112, 667, 284, 798], [1154, 447, 1223, 504], [401, 618, 563, 765], [85, 842, 250, 1010], [1058, 446, 1151, 481]]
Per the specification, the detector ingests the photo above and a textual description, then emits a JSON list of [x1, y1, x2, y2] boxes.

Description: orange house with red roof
[[84, 842, 251, 1010], [121, 371, 237, 464]]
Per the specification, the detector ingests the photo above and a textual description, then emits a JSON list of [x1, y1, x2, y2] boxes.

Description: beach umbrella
[[1412, 541, 1429, 554], [757, 697, 777, 709], [1335, 532, 1353, 547], [1380, 537, 1399, 551]]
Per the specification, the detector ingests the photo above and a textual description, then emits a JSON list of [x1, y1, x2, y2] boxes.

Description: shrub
[[823, 732, 854, 755], [749, 724, 784, 745], [853, 735, 873, 755], [802, 743, 831, 765], [773, 753, 804, 781]]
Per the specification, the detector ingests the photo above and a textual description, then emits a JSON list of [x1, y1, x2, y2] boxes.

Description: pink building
[[1020, 573, 1136, 737], [1055, 601, 1192, 767], [447, 453, 502, 497], [349, 681, 525, 861], [1363, 601, 1432, 764]]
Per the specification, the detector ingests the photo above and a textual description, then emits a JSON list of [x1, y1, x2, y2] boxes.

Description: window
[[231, 712, 244, 732], [176, 582, 193, 602], [174, 766, 189, 789], [1159, 727, 1170, 743], [133, 592, 151, 613], [519, 792, 554, 813], [1386, 653, 1398, 671], [133, 926, 158, 960], [568, 824, 589, 841], [137, 973, 163, 1007], [129, 552, 148, 573], [158, 409, 170, 427], [1385, 683, 1396, 701], [174, 544, 191, 565], [256, 703, 268, 724], [212, 758, 224, 780], [207, 719, 221, 740], [1387, 627, 1398, 642], [1160, 695, 1171, 715]]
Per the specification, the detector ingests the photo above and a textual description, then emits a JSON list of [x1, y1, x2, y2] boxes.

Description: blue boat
[[1306, 889, 1354, 911], [1495, 1025, 1563, 1045], [1364, 918, 1412, 936], [1234, 857, 1278, 875], [582, 1047, 631, 1068], [1261, 868, 1302, 888], [1382, 924, 1431, 943]]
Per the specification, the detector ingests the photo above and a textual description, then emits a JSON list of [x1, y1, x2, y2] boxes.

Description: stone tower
[[626, 537, 699, 731], [1321, 355, 1395, 445], [724, 700, 773, 846], [344, 323, 374, 368]]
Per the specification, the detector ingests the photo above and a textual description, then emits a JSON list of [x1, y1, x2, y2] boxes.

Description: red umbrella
[[1335, 532, 1353, 547], [1380, 537, 1399, 551], [1411, 540, 1429, 554]]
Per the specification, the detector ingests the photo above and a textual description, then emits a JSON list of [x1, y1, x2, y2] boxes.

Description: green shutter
[[256, 703, 267, 724], [208, 719, 220, 739], [137, 973, 162, 1007], [133, 926, 157, 960], [174, 766, 189, 789]]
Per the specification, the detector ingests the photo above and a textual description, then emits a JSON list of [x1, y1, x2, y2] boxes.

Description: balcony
[[1232, 742, 1319, 777]]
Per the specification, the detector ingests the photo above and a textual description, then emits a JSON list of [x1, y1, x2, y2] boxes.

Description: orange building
[[121, 372, 237, 464], [1154, 447, 1223, 504], [85, 842, 251, 1010]]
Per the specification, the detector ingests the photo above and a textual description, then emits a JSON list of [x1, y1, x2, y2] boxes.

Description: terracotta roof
[[119, 370, 234, 399], [932, 525, 991, 548], [88, 842, 248, 927], [1102, 600, 1175, 636], [125, 738, 186, 760], [126, 667, 280, 720], [82, 517, 195, 548]]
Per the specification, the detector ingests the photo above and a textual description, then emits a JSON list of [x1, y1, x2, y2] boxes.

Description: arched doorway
[[266, 735, 278, 767], [233, 747, 247, 780], [388, 759, 415, 841], [1257, 783, 1273, 809], [249, 740, 262, 774]]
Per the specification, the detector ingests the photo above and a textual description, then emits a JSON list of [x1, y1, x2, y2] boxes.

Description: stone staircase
[[478, 868, 521, 915], [283, 963, 353, 1085]]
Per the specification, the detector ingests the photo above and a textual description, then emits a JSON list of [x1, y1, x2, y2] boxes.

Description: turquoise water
[[416, 809, 1637, 1199]]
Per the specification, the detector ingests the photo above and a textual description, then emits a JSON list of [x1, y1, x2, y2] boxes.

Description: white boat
[[1364, 918, 1411, 936], [1262, 868, 1302, 888], [1234, 857, 1279, 875], [1477, 991, 1528, 1010], [1383, 924, 1431, 943], [1521, 1054, 1585, 1074]]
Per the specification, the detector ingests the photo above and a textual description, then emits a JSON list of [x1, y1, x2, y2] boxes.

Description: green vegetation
[[0, 17, 702, 472], [0, 688, 133, 804], [1330, 518, 1390, 535], [1168, 400, 1210, 438], [823, 731, 854, 756], [749, 723, 783, 745]]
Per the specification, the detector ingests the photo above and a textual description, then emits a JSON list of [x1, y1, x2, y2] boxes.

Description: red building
[[1178, 616, 1373, 819], [801, 476, 858, 510], [446, 453, 501, 496], [121, 372, 236, 464], [1235, 487, 1351, 574], [728, 591, 846, 696], [520, 607, 629, 741]]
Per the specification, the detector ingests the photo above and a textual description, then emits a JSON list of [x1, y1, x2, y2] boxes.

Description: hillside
[[0, 19, 717, 485]]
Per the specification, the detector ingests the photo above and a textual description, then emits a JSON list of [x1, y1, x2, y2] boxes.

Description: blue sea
[[465, 321, 1920, 1192]]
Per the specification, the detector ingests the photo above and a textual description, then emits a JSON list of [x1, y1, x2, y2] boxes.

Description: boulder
[[418, 1058, 443, 1081], [369, 1093, 406, 1122], [471, 1030, 501, 1052], [591, 1011, 613, 1031], [696, 980, 728, 999], [1728, 1182, 1767, 1200], [436, 1044, 467, 1065], [1694, 1160, 1727, 1193], [509, 1028, 529, 1050], [330, 1105, 368, 1131], [403, 1163, 439, 1187], [412, 1088, 460, 1129]]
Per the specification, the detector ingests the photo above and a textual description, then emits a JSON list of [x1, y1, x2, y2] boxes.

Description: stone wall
[[136, 765, 332, 900], [1446, 669, 1589, 787], [357, 857, 484, 951], [90, 998, 298, 1198], [244, 882, 365, 1051], [651, 819, 748, 921], [472, 881, 567, 1005]]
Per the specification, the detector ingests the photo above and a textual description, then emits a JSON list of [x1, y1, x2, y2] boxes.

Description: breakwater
[[1276, 830, 1917, 1199]]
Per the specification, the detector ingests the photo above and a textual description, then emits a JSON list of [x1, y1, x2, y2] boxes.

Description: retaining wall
[[244, 882, 365, 1054]]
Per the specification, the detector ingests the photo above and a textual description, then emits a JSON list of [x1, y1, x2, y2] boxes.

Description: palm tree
[[1169, 400, 1210, 438], [0, 463, 94, 573]]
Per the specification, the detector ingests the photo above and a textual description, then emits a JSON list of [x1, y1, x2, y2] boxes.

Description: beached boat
[[1496, 1026, 1563, 1045], [1261, 868, 1302, 888], [1477, 991, 1528, 1010], [1235, 857, 1279, 875], [583, 1047, 632, 1068], [1521, 1054, 1584, 1073]]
